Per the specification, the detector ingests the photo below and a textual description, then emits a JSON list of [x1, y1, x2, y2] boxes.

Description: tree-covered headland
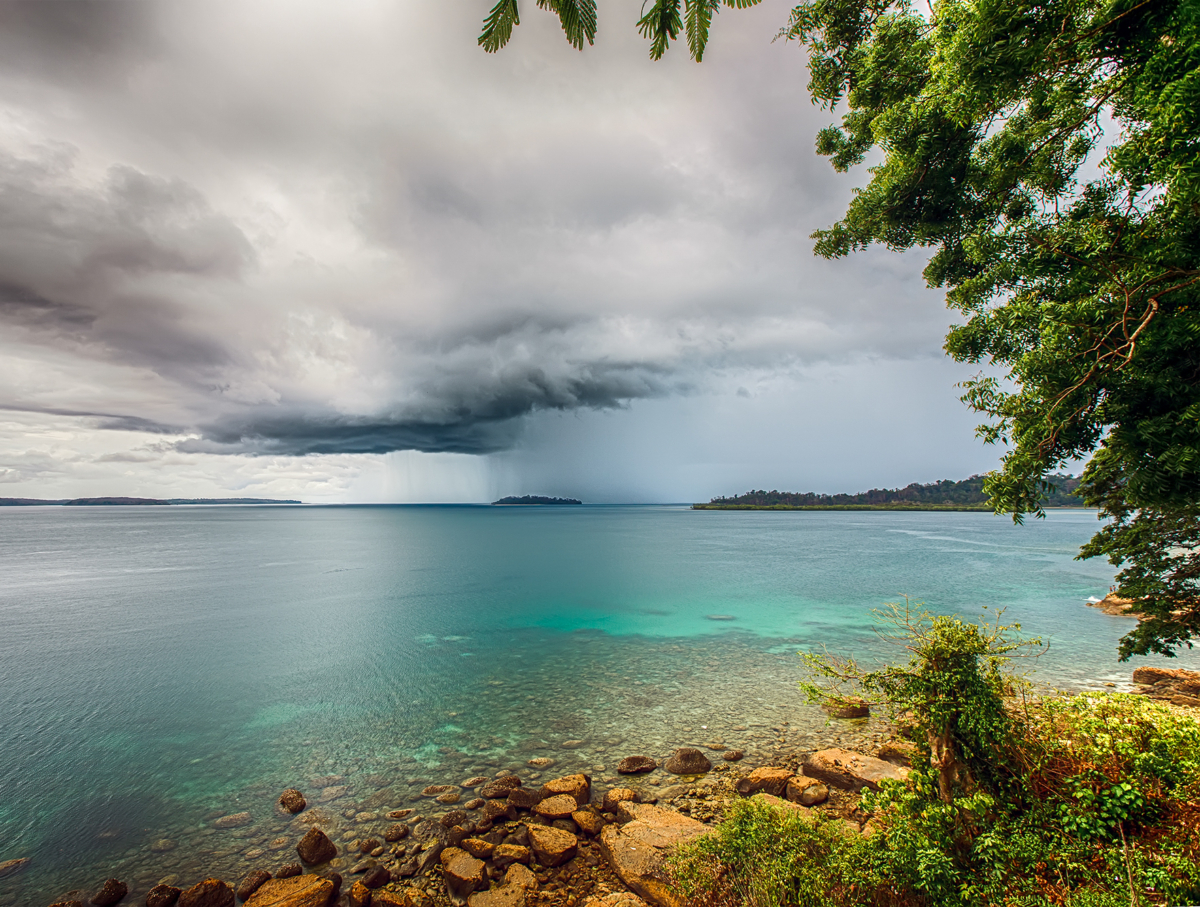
[[482, 0, 1200, 661]]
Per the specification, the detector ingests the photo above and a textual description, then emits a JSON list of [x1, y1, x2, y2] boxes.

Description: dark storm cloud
[[0, 0, 949, 463]]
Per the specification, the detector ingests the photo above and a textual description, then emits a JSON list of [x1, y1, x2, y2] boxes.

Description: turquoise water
[[0, 505, 1192, 905]]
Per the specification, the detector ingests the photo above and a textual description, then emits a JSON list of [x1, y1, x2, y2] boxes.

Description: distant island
[[492, 495, 582, 506], [693, 474, 1082, 511], [0, 497, 302, 506]]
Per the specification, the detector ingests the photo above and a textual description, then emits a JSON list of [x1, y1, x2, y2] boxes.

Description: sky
[[0, 0, 1004, 503]]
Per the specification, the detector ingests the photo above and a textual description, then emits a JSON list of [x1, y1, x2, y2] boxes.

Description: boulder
[[0, 858, 29, 879], [532, 795, 578, 820], [481, 800, 517, 823], [362, 866, 390, 889], [539, 774, 590, 807], [572, 810, 605, 836], [601, 789, 638, 812], [802, 748, 909, 792], [617, 756, 657, 775], [242, 874, 336, 907], [1132, 666, 1200, 685], [663, 749, 711, 775], [214, 812, 253, 829], [598, 803, 709, 907], [480, 777, 522, 799], [236, 870, 272, 902], [525, 824, 578, 867], [348, 881, 371, 907], [145, 885, 182, 907], [461, 838, 495, 860], [491, 844, 532, 869], [441, 847, 488, 903], [785, 776, 829, 806], [278, 790, 307, 815], [506, 788, 544, 810], [466, 864, 538, 907], [296, 827, 337, 865], [821, 698, 870, 719], [178, 879, 235, 907], [90, 878, 129, 906], [734, 767, 793, 797]]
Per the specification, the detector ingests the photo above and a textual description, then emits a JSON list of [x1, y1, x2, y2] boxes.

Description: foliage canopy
[[482, 0, 1200, 657]]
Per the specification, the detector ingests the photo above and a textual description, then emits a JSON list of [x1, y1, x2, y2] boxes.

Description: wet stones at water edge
[[89, 878, 128, 907], [177, 878, 235, 907], [1132, 665, 1200, 707], [145, 883, 182, 907], [296, 827, 337, 864], [663, 748, 711, 775], [242, 874, 335, 907], [277, 788, 307, 814], [540, 773, 590, 806], [616, 756, 656, 775], [236, 869, 272, 901], [479, 776, 522, 799]]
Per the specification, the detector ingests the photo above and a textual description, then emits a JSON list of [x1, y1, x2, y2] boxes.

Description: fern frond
[[684, 0, 720, 61], [537, 0, 598, 50], [636, 0, 682, 60], [479, 0, 521, 53]]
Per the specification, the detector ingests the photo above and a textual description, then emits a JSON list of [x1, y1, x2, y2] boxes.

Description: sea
[[1, 504, 1194, 905]]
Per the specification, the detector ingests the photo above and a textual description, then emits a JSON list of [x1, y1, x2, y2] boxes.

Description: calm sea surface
[[1, 505, 1194, 904]]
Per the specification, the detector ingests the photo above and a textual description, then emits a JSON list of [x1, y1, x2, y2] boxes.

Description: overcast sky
[[0, 0, 1002, 503]]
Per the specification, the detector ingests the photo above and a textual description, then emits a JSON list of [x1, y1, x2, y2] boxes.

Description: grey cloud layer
[[0, 0, 946, 457]]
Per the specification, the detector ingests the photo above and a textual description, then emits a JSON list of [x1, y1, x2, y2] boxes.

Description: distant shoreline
[[0, 497, 303, 506], [692, 503, 1089, 512]]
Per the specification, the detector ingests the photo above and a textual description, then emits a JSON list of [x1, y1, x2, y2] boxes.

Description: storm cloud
[[0, 0, 979, 499]]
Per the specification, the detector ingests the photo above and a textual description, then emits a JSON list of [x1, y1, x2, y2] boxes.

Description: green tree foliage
[[482, 0, 1200, 657], [781, 0, 1200, 658], [709, 474, 1081, 508]]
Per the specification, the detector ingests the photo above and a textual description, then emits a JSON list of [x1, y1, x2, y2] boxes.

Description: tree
[[482, 0, 1200, 659]]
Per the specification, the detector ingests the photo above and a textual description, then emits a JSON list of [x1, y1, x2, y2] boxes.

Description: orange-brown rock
[[178, 878, 235, 907], [532, 794, 578, 820], [539, 774, 590, 807], [802, 748, 909, 792], [598, 803, 708, 907], [244, 874, 336, 907], [785, 775, 828, 806], [734, 766, 793, 797], [525, 824, 578, 867]]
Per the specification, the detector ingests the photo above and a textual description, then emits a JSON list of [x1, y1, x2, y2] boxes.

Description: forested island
[[0, 497, 302, 506], [492, 495, 582, 505], [693, 475, 1081, 511]]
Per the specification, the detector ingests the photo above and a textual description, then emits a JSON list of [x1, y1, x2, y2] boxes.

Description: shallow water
[[0, 505, 1191, 904]]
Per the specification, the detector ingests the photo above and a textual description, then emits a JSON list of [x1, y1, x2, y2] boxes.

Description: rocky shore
[[23, 728, 912, 907], [18, 663, 1199, 907]]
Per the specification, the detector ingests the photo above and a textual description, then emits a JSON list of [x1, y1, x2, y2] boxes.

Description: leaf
[[537, 0, 598, 50], [637, 0, 683, 60], [684, 0, 720, 61], [479, 0, 521, 53]]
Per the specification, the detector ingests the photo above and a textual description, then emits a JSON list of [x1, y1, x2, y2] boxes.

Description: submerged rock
[[663, 748, 711, 775], [616, 756, 657, 775], [822, 698, 870, 719], [213, 812, 252, 829], [278, 789, 307, 815], [296, 827, 337, 865], [0, 858, 29, 879]]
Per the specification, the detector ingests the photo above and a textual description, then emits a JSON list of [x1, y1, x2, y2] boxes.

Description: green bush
[[670, 614, 1200, 907]]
